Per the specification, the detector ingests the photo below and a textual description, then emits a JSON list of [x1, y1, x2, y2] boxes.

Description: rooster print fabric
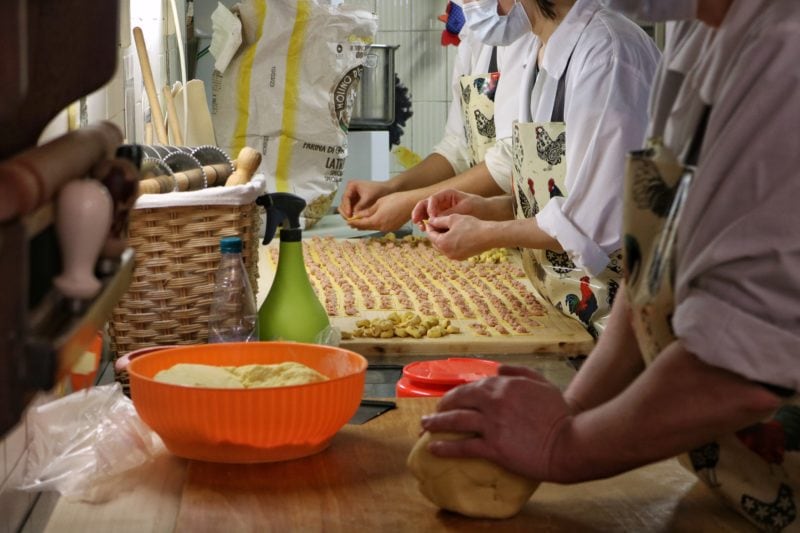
[[512, 121, 621, 335], [459, 73, 499, 166], [624, 141, 800, 532]]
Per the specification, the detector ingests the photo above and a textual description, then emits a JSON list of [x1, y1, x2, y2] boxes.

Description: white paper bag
[[212, 0, 378, 228]]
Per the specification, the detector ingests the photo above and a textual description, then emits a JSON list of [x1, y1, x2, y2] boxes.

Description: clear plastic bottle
[[208, 236, 258, 343]]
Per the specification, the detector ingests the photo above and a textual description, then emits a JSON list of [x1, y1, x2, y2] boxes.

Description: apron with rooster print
[[459, 47, 500, 166], [625, 103, 800, 532], [511, 64, 622, 336]]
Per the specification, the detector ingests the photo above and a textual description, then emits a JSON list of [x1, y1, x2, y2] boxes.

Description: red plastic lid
[[402, 358, 500, 386]]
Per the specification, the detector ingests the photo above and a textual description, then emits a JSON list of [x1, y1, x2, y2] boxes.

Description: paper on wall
[[210, 2, 243, 74]]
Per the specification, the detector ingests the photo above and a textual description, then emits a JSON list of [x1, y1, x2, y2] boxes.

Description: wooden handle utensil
[[133, 27, 168, 144], [162, 85, 184, 146], [0, 121, 123, 221], [139, 163, 234, 195], [225, 147, 262, 186]]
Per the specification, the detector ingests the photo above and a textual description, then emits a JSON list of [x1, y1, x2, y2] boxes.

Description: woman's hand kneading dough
[[419, 365, 574, 482]]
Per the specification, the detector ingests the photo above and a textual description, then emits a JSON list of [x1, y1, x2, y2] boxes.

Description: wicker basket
[[109, 185, 263, 382]]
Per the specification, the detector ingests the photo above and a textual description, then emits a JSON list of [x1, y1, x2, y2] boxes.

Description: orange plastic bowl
[[127, 342, 367, 463]]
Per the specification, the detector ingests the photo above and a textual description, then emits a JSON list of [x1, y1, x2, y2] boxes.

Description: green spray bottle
[[256, 193, 330, 343]]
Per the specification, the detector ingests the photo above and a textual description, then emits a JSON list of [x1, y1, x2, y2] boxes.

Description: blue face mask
[[601, 0, 697, 22], [463, 0, 531, 46]]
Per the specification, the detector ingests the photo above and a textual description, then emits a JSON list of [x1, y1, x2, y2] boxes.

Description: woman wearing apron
[[420, 1, 800, 530], [339, 0, 532, 232], [414, 0, 660, 335]]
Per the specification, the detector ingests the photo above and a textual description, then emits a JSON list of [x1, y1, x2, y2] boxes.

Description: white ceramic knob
[[53, 179, 113, 299]]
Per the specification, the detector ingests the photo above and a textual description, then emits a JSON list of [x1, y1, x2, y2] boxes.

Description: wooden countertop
[[43, 398, 753, 532]]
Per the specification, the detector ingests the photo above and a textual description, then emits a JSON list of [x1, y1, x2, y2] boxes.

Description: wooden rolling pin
[[133, 27, 169, 144], [138, 163, 233, 195], [225, 147, 262, 186], [162, 85, 184, 146], [0, 121, 123, 222]]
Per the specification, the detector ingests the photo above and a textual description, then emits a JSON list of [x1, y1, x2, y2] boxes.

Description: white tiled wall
[[347, 0, 456, 174]]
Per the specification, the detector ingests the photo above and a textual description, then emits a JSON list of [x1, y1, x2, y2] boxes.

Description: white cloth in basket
[[133, 174, 267, 209]]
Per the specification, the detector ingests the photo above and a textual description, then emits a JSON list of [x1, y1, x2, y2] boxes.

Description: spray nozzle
[[256, 192, 306, 245]]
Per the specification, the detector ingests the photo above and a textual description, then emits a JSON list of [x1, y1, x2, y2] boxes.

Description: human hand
[[423, 213, 499, 260], [419, 365, 573, 482], [346, 190, 416, 233], [338, 180, 394, 220], [411, 189, 483, 229]]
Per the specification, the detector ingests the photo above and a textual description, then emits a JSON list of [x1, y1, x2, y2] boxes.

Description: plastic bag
[[18, 383, 164, 502], [212, 0, 378, 228], [315, 324, 342, 347]]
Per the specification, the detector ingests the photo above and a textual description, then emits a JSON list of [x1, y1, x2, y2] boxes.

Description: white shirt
[[490, 0, 661, 276], [664, 0, 800, 389], [432, 29, 494, 175]]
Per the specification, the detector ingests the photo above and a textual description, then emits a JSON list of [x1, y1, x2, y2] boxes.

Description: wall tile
[[104, 52, 127, 128], [410, 30, 448, 102], [85, 89, 106, 128], [411, 0, 444, 31], [346, 0, 375, 12], [371, 0, 455, 165], [408, 101, 448, 160], [446, 42, 458, 82], [376, 0, 412, 31]]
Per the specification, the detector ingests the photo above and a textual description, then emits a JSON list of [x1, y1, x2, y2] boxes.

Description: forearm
[[550, 342, 781, 483], [387, 153, 456, 192], [412, 162, 505, 204], [491, 217, 562, 251], [401, 162, 508, 217], [479, 195, 515, 221], [564, 285, 645, 413], [436, 162, 506, 197]]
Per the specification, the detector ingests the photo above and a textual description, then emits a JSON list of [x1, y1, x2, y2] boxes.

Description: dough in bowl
[[154, 362, 328, 389], [407, 432, 540, 519]]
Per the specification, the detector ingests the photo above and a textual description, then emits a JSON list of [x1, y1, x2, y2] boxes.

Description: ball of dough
[[407, 432, 540, 519]]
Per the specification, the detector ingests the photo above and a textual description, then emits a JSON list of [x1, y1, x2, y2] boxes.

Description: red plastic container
[[396, 358, 500, 398]]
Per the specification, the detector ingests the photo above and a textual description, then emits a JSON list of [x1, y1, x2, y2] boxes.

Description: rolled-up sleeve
[[432, 95, 472, 175], [536, 57, 655, 276], [484, 138, 513, 193]]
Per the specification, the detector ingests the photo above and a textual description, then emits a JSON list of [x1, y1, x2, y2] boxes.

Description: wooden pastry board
[[257, 239, 595, 357]]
